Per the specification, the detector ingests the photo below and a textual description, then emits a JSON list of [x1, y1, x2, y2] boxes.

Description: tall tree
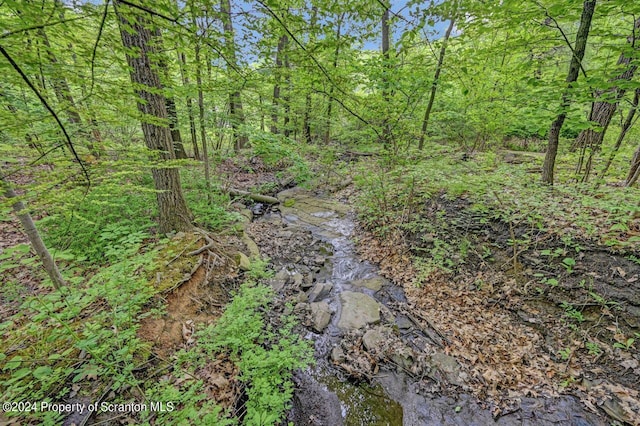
[[574, 17, 640, 180], [220, 0, 249, 151], [114, 0, 193, 233], [271, 34, 288, 134], [380, 0, 392, 148], [418, 2, 457, 151], [541, 0, 596, 185], [178, 51, 201, 160]]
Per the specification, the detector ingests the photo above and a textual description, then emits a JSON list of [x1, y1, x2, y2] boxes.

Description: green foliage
[[0, 247, 158, 424], [250, 132, 312, 185], [179, 272, 312, 426]]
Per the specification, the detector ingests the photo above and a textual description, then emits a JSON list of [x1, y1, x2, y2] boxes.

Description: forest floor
[[1, 150, 639, 425]]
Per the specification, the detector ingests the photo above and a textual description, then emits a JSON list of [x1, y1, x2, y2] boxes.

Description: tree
[[2, 176, 67, 290], [418, 1, 457, 151], [541, 0, 596, 185], [114, 0, 193, 233], [574, 17, 640, 181], [220, 0, 249, 150], [380, 0, 392, 148]]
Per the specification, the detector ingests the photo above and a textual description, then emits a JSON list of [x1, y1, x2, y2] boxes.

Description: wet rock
[[234, 252, 251, 271], [351, 276, 385, 292], [363, 328, 385, 352], [308, 282, 333, 303], [338, 291, 381, 330], [310, 301, 332, 332], [288, 372, 344, 426]]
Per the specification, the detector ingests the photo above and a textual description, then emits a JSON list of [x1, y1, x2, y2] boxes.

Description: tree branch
[[0, 44, 90, 186]]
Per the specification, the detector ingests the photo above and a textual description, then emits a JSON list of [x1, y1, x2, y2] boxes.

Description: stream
[[249, 188, 606, 426]]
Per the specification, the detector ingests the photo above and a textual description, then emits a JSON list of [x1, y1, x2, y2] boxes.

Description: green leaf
[[33, 366, 53, 380]]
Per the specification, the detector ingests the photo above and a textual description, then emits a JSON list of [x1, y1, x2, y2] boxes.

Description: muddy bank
[[244, 188, 610, 425]]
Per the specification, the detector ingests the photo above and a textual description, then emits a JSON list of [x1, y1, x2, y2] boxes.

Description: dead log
[[228, 188, 279, 204]]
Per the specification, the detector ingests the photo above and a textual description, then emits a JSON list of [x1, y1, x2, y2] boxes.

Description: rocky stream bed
[[243, 187, 606, 426]]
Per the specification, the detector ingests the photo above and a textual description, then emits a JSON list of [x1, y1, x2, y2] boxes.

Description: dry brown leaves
[[357, 230, 416, 287]]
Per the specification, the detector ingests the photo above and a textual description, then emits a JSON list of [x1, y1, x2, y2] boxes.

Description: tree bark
[[189, 3, 212, 199], [324, 12, 344, 145], [271, 35, 288, 134], [573, 17, 640, 152], [541, 0, 596, 185], [601, 88, 640, 180], [220, 0, 248, 151], [166, 96, 188, 159], [178, 51, 200, 160], [380, 0, 392, 148], [114, 0, 193, 233], [2, 177, 66, 290], [418, 7, 456, 150]]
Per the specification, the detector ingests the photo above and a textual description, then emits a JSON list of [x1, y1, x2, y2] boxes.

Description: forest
[[1, 0, 640, 424]]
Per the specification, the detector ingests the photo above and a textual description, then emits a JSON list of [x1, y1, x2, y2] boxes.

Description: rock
[[234, 252, 251, 271], [395, 315, 413, 331], [238, 208, 253, 223], [391, 352, 414, 372], [430, 352, 462, 385], [351, 277, 385, 292], [294, 302, 308, 315], [310, 302, 332, 332], [242, 231, 260, 258], [292, 272, 304, 287], [172, 231, 186, 240], [294, 291, 308, 303], [337, 291, 380, 330], [302, 273, 314, 289], [307, 282, 333, 303], [275, 268, 290, 283], [331, 346, 346, 363], [288, 372, 344, 426], [268, 278, 287, 292], [314, 256, 325, 266], [363, 328, 385, 353]]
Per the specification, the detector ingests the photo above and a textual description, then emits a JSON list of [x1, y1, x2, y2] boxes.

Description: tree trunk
[[114, 0, 193, 233], [220, 0, 249, 151], [574, 17, 640, 151], [541, 0, 596, 185], [601, 88, 640, 180], [271, 35, 288, 134], [178, 51, 200, 160], [380, 1, 392, 148], [166, 96, 188, 159], [418, 8, 456, 150], [189, 4, 212, 199], [2, 177, 66, 290], [574, 17, 640, 180], [324, 13, 344, 145]]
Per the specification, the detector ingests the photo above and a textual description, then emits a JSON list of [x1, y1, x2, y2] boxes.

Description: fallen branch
[[228, 188, 279, 204]]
